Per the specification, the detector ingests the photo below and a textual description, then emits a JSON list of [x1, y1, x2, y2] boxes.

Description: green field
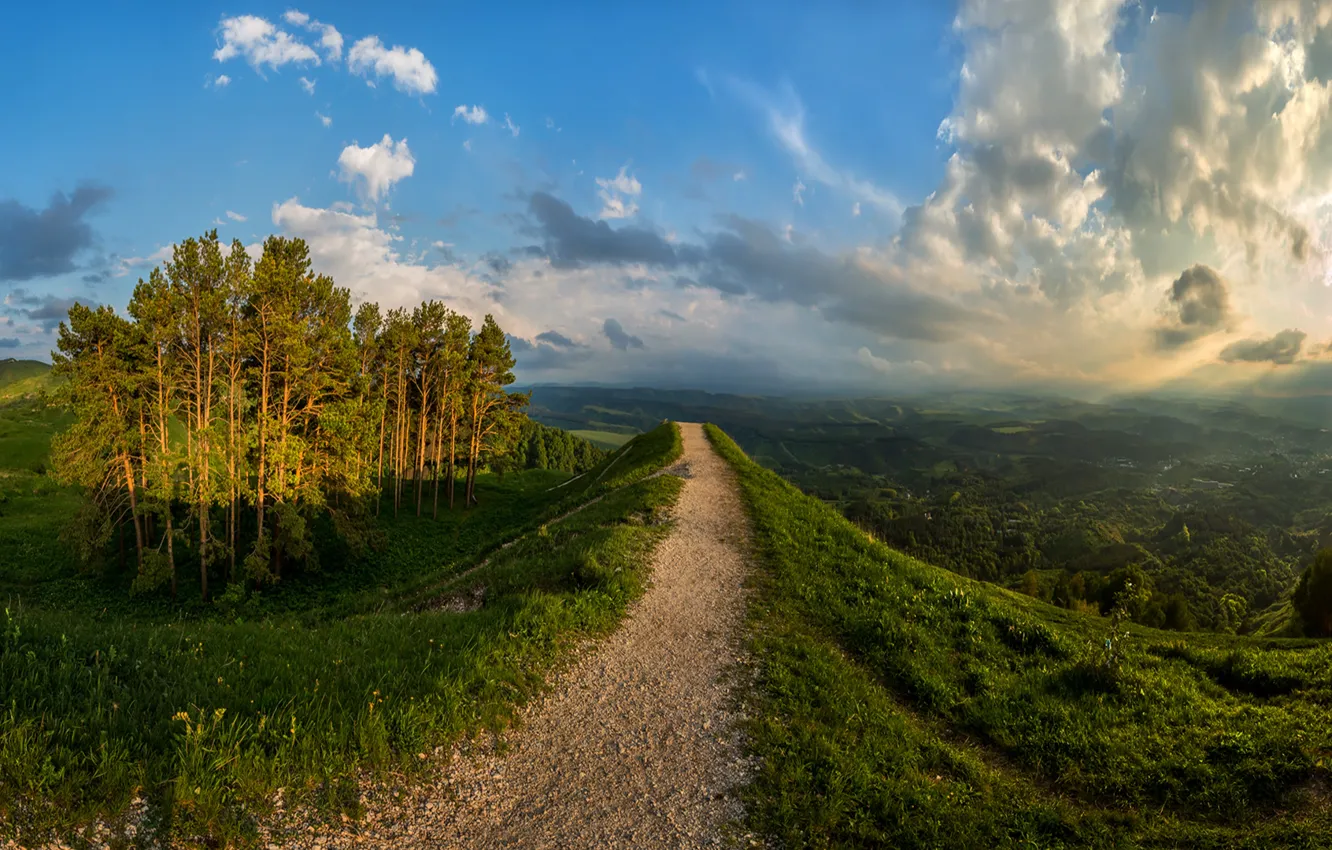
[[0, 409, 683, 844], [707, 424, 1332, 849], [570, 428, 636, 450]]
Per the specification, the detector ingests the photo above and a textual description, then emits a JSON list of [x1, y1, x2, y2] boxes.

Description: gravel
[[403, 422, 757, 848]]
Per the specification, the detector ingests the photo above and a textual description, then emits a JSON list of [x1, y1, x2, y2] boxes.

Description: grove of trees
[[51, 230, 527, 601]]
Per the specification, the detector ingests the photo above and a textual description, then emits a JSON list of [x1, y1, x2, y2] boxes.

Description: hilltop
[[0, 358, 55, 401]]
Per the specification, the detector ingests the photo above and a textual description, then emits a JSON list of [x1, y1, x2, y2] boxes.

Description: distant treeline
[[51, 230, 538, 602]]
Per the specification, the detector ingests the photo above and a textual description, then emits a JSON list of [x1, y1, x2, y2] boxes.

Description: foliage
[[706, 423, 1332, 849], [1293, 548, 1332, 636], [45, 230, 530, 602], [0, 415, 687, 842]]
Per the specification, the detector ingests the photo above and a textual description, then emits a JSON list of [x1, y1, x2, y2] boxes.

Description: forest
[[49, 229, 540, 603]]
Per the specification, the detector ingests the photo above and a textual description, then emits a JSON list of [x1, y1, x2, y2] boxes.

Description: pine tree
[[51, 304, 147, 573], [463, 315, 527, 506]]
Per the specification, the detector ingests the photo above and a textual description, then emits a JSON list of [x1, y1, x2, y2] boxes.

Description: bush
[[1294, 548, 1332, 636]]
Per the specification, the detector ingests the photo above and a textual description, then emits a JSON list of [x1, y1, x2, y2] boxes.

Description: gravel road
[[367, 421, 755, 849]]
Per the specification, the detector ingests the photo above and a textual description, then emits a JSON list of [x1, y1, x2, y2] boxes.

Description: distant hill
[[0, 358, 56, 401]]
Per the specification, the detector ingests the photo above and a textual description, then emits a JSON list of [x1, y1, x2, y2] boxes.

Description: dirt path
[[411, 422, 754, 848]]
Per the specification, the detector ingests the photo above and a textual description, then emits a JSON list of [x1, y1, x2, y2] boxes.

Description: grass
[[705, 423, 1332, 849], [570, 428, 636, 450], [0, 420, 684, 845]]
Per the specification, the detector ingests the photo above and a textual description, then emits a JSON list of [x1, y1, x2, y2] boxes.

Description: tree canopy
[[50, 230, 542, 602]]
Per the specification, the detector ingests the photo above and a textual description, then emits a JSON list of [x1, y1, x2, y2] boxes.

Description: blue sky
[[8, 2, 1332, 396]]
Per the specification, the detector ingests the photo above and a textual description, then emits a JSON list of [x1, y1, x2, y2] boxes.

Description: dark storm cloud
[[0, 184, 113, 282], [603, 318, 645, 351], [658, 309, 687, 322], [527, 192, 690, 269], [1220, 329, 1306, 365], [1156, 264, 1232, 349], [508, 333, 592, 370], [4, 289, 85, 331], [535, 329, 580, 348], [525, 193, 975, 343], [0, 337, 19, 349]]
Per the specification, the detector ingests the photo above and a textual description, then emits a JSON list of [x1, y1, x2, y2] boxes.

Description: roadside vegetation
[[707, 423, 1332, 849], [0, 234, 685, 845]]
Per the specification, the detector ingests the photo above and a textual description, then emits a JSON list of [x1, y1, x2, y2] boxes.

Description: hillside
[[0, 419, 684, 843], [0, 358, 54, 400], [707, 424, 1332, 848], [530, 386, 1332, 636]]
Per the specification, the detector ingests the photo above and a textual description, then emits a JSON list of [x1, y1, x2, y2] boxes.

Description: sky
[[9, 1, 1332, 398]]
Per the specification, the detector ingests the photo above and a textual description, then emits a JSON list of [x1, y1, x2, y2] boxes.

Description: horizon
[[7, 3, 1332, 400]]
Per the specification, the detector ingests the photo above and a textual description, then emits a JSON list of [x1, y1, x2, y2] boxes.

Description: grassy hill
[[0, 423, 684, 842], [0, 358, 54, 401], [707, 424, 1332, 849]]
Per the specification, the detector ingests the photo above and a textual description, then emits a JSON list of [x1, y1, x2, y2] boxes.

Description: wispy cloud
[[727, 77, 902, 216]]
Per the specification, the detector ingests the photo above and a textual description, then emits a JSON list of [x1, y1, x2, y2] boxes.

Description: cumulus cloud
[[214, 14, 319, 70], [212, 74, 231, 88], [0, 184, 112, 282], [1220, 328, 1307, 365], [348, 36, 437, 95], [1156, 265, 1233, 349], [316, 111, 331, 127], [283, 9, 343, 61], [596, 166, 642, 220], [453, 105, 488, 125], [0, 338, 19, 349], [603, 318, 645, 351], [272, 197, 497, 317], [525, 192, 974, 343], [337, 135, 415, 202]]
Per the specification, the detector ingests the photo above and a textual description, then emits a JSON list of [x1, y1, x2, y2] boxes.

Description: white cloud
[[453, 104, 489, 125], [347, 36, 437, 95], [503, 113, 520, 137], [337, 134, 415, 202], [462, 139, 472, 152], [212, 74, 231, 88], [283, 10, 342, 61], [225, 210, 247, 222], [596, 166, 642, 220], [114, 246, 174, 277], [793, 178, 806, 206], [852, 202, 861, 217], [299, 76, 315, 94], [214, 14, 319, 70], [733, 169, 746, 181], [316, 111, 332, 127]]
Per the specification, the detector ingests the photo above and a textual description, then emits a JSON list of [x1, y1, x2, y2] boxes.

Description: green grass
[[705, 424, 1332, 849], [0, 421, 685, 845], [0, 359, 55, 402], [570, 428, 636, 450]]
